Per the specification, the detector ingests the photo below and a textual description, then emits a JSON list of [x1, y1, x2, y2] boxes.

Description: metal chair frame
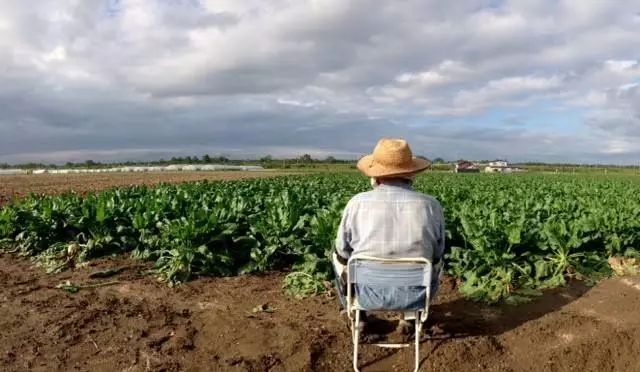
[[346, 255, 432, 372]]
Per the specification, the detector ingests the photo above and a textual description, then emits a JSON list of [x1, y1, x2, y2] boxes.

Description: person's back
[[335, 179, 444, 263]]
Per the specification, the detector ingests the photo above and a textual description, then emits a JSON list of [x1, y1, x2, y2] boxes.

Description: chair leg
[[353, 310, 360, 372], [414, 311, 421, 372]]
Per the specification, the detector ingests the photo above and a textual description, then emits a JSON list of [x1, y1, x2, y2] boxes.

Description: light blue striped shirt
[[335, 181, 445, 262]]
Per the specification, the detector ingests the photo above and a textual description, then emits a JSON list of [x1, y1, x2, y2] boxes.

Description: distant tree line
[[3, 155, 639, 170], [0, 154, 354, 170]]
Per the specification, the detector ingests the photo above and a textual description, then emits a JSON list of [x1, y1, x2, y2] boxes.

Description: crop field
[[1, 172, 640, 371], [2, 173, 639, 302], [0, 170, 289, 207]]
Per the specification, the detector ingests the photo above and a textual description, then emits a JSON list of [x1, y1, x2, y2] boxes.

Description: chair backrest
[[348, 259, 431, 287], [346, 255, 433, 312]]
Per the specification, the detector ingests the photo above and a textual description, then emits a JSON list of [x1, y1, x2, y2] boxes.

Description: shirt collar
[[376, 180, 414, 191]]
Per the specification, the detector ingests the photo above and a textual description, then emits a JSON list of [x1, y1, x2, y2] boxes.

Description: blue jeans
[[331, 253, 441, 311]]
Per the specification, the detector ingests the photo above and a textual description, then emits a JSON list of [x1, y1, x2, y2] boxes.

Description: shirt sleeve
[[334, 201, 353, 260]]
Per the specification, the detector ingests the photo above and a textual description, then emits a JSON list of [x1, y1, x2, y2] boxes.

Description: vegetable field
[[1, 173, 639, 303]]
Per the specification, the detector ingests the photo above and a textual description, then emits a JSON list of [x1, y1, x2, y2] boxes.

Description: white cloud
[[604, 59, 639, 72], [394, 60, 471, 85], [2, 0, 640, 163], [602, 139, 640, 155], [276, 98, 326, 108], [455, 75, 563, 106], [42, 46, 67, 62]]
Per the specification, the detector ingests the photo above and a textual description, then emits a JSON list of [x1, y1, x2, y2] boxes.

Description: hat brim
[[356, 155, 431, 178]]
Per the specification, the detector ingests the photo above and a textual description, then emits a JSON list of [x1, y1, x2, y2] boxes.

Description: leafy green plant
[[2, 173, 640, 303]]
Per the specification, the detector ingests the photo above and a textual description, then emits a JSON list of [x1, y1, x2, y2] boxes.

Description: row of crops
[[1, 173, 640, 303]]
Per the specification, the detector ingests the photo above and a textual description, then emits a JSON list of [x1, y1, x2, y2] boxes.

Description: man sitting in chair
[[332, 138, 445, 336]]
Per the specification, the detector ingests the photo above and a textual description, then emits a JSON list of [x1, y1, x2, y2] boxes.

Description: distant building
[[2, 164, 265, 176], [484, 160, 525, 173], [0, 169, 28, 175], [455, 160, 480, 173], [488, 160, 508, 168]]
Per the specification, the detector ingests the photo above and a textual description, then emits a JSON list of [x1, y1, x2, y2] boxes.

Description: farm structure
[[455, 160, 480, 173], [5, 164, 264, 176], [484, 160, 525, 173], [0, 169, 28, 175]]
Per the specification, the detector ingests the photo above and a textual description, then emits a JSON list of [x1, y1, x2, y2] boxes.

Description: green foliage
[[1, 173, 639, 303], [283, 272, 327, 299]]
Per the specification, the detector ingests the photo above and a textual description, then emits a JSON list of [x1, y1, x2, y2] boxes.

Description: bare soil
[[1, 254, 639, 372], [0, 171, 288, 206]]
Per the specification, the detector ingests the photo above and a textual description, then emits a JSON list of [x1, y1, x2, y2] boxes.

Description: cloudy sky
[[1, 0, 640, 164]]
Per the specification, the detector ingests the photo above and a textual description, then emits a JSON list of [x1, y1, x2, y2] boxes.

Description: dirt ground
[[1, 254, 639, 372], [0, 171, 288, 207]]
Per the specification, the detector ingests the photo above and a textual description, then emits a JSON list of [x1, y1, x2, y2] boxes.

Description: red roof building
[[455, 160, 480, 173]]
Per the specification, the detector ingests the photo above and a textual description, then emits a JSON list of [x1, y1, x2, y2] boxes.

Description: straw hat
[[357, 138, 431, 178]]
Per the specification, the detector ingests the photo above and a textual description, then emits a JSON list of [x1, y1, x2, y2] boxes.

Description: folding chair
[[346, 255, 433, 372]]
